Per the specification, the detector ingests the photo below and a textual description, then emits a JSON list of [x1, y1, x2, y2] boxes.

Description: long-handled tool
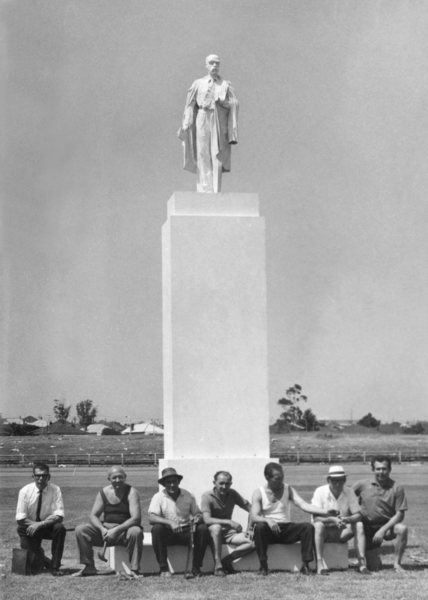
[[184, 517, 195, 579], [97, 541, 108, 562]]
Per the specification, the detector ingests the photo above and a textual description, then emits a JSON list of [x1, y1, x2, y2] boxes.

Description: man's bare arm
[[372, 510, 405, 546], [250, 489, 280, 534], [89, 492, 107, 535], [291, 488, 333, 517]]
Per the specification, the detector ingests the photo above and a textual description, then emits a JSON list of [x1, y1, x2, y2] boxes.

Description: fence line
[[0, 453, 161, 467], [0, 449, 427, 467]]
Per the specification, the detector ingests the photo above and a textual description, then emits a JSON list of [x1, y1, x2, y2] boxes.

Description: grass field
[[1, 464, 427, 599], [1, 432, 427, 463]]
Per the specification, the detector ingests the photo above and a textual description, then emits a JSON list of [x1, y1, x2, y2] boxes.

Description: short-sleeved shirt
[[16, 482, 65, 521], [311, 484, 360, 527], [148, 488, 200, 526], [352, 478, 408, 525], [201, 488, 249, 521]]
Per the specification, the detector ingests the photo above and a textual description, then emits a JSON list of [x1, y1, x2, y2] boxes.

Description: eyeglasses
[[34, 474, 49, 479]]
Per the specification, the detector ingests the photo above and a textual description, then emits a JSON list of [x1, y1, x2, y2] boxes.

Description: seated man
[[149, 468, 210, 578], [311, 465, 369, 575], [16, 462, 66, 576], [201, 471, 255, 576], [352, 456, 408, 572], [251, 462, 336, 575], [74, 466, 143, 578]]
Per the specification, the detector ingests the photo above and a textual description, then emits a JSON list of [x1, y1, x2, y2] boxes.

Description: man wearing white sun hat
[[311, 465, 369, 575]]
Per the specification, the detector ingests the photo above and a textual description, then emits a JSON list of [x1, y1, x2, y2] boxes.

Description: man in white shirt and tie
[[16, 462, 66, 576]]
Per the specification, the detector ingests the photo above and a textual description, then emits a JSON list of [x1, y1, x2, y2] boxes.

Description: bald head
[[108, 466, 126, 480]]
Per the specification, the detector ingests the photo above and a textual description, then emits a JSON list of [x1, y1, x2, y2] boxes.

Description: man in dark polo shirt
[[353, 456, 408, 572], [201, 471, 255, 576]]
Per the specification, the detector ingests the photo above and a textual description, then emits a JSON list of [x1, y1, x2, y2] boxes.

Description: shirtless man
[[74, 466, 143, 578]]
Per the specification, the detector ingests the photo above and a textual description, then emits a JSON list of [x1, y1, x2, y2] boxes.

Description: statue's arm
[[227, 83, 239, 144], [182, 81, 198, 130]]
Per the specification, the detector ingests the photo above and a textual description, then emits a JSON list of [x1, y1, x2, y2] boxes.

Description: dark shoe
[[299, 565, 313, 575], [51, 569, 63, 577], [191, 567, 203, 578], [221, 558, 237, 575], [317, 568, 330, 576], [214, 568, 226, 577], [359, 565, 371, 575], [259, 564, 269, 576]]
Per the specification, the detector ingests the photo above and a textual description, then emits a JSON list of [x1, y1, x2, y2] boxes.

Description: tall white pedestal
[[161, 192, 272, 522]]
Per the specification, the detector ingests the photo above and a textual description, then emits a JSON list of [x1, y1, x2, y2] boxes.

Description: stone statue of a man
[[178, 55, 239, 193]]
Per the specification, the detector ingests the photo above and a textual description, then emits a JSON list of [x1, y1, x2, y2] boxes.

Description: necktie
[[36, 490, 43, 522]]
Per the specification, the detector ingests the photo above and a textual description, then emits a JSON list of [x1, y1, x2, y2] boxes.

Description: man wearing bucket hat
[[149, 468, 210, 578], [311, 465, 369, 575]]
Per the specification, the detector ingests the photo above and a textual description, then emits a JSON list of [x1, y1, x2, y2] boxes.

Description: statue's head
[[205, 54, 220, 78]]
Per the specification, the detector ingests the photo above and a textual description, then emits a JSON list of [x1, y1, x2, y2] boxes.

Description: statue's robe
[[178, 77, 239, 175]]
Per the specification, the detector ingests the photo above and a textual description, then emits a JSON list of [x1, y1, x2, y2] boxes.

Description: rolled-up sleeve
[[52, 488, 65, 517], [16, 488, 28, 521], [148, 493, 162, 516]]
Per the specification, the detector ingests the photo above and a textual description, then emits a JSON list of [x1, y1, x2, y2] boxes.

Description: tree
[[76, 399, 98, 430], [53, 399, 71, 422], [298, 408, 319, 432], [276, 385, 308, 431], [358, 412, 381, 428], [404, 422, 425, 435]]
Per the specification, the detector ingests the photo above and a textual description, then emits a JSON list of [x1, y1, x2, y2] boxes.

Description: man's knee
[[52, 523, 66, 536], [394, 523, 408, 539], [300, 522, 315, 534], [127, 526, 144, 541], [196, 523, 210, 541], [314, 521, 325, 535], [208, 524, 222, 537], [75, 523, 87, 540], [151, 524, 167, 539]]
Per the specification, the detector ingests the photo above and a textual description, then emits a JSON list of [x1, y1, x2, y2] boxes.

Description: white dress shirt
[[16, 482, 65, 521], [311, 484, 360, 526]]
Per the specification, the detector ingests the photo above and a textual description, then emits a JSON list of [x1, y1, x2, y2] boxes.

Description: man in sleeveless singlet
[[73, 466, 143, 578], [251, 463, 336, 575]]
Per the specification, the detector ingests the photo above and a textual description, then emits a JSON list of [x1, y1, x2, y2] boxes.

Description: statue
[[178, 55, 239, 193]]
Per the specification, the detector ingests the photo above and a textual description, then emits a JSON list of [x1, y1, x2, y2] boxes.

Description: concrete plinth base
[[109, 534, 349, 574], [162, 193, 270, 462]]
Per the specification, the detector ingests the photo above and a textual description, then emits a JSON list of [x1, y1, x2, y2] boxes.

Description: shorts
[[221, 528, 241, 544], [363, 522, 396, 551]]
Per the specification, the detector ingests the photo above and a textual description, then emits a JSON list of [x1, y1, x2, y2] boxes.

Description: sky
[[2, 0, 428, 425]]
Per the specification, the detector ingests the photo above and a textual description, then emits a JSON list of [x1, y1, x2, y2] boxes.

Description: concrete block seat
[[108, 532, 348, 574]]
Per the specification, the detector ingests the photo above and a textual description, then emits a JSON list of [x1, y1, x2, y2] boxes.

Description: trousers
[[17, 522, 66, 570], [75, 523, 143, 572], [253, 521, 315, 563], [151, 523, 210, 569], [196, 109, 222, 193]]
